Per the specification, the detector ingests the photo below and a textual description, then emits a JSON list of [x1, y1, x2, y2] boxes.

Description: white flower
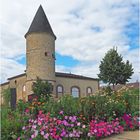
[[22, 126, 26, 130], [82, 125, 86, 128]]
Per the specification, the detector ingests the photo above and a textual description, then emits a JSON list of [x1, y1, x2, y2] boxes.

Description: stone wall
[[26, 33, 55, 81], [0, 74, 99, 104], [55, 76, 99, 97], [0, 75, 27, 105]]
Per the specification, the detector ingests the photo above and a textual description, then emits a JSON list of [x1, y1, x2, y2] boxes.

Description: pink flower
[[77, 122, 81, 126], [69, 116, 72, 120], [94, 129, 97, 133], [32, 125, 37, 129], [31, 134, 35, 139], [39, 110, 43, 115], [57, 120, 62, 125], [25, 108, 30, 113], [38, 120, 42, 126], [41, 131, 45, 135], [59, 110, 64, 115]]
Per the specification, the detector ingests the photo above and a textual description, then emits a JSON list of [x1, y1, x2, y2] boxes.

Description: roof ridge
[[6, 72, 98, 81]]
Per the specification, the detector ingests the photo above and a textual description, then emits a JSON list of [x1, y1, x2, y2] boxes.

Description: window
[[45, 52, 48, 56], [56, 85, 63, 97], [52, 53, 56, 60], [86, 87, 92, 96], [71, 87, 80, 98], [23, 85, 26, 92]]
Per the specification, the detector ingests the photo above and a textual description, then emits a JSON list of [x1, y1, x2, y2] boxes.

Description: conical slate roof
[[25, 5, 56, 39]]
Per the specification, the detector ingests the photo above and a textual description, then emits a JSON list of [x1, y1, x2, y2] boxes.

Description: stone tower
[[25, 5, 56, 97]]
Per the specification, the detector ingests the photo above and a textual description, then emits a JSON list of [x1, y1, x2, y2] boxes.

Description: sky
[[0, 0, 139, 84]]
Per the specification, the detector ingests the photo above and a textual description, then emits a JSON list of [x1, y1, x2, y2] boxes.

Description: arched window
[[71, 87, 80, 98], [56, 85, 63, 97], [86, 87, 92, 96], [23, 85, 26, 92]]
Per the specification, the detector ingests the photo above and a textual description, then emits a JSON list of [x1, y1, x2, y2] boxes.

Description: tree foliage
[[98, 48, 134, 87], [2, 88, 11, 107], [32, 77, 53, 101]]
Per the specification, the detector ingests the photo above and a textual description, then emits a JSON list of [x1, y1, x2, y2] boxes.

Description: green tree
[[2, 88, 11, 107], [98, 48, 134, 90], [32, 77, 53, 101]]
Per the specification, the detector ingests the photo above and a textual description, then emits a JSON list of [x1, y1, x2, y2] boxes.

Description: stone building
[[0, 5, 99, 105]]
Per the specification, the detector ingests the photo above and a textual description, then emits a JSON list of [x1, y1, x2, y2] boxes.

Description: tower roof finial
[[25, 5, 56, 39]]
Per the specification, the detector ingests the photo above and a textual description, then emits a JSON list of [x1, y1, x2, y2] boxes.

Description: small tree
[[2, 88, 11, 107], [98, 48, 134, 90], [32, 77, 53, 101]]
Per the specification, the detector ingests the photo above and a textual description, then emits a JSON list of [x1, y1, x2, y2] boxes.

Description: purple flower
[[71, 116, 77, 122], [61, 130, 66, 137], [64, 116, 68, 119], [63, 120, 68, 126], [44, 133, 49, 139], [71, 124, 74, 127]]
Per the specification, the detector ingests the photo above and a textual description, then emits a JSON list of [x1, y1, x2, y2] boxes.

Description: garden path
[[102, 130, 139, 140]]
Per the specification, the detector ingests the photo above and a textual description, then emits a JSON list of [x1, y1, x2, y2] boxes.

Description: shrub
[[1, 88, 11, 107], [1, 106, 30, 140], [32, 77, 53, 102]]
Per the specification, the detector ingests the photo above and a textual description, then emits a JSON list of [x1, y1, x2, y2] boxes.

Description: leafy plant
[[32, 77, 53, 102], [1, 88, 11, 107], [98, 48, 134, 90], [1, 106, 30, 140]]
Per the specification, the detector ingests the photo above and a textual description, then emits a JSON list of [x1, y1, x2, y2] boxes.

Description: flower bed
[[2, 88, 139, 140], [18, 110, 139, 140]]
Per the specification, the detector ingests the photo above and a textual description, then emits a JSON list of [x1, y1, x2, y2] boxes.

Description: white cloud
[[0, 58, 25, 83], [0, 0, 139, 83]]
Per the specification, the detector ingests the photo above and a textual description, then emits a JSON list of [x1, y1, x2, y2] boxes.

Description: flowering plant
[[88, 118, 124, 138], [121, 113, 140, 130], [18, 111, 137, 140], [18, 111, 87, 140]]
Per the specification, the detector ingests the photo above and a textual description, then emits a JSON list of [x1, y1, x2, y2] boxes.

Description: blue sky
[[16, 53, 80, 67], [0, 0, 139, 83]]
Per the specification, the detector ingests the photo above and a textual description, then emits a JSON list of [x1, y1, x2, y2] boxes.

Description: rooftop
[[6, 72, 98, 81], [25, 5, 56, 39]]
